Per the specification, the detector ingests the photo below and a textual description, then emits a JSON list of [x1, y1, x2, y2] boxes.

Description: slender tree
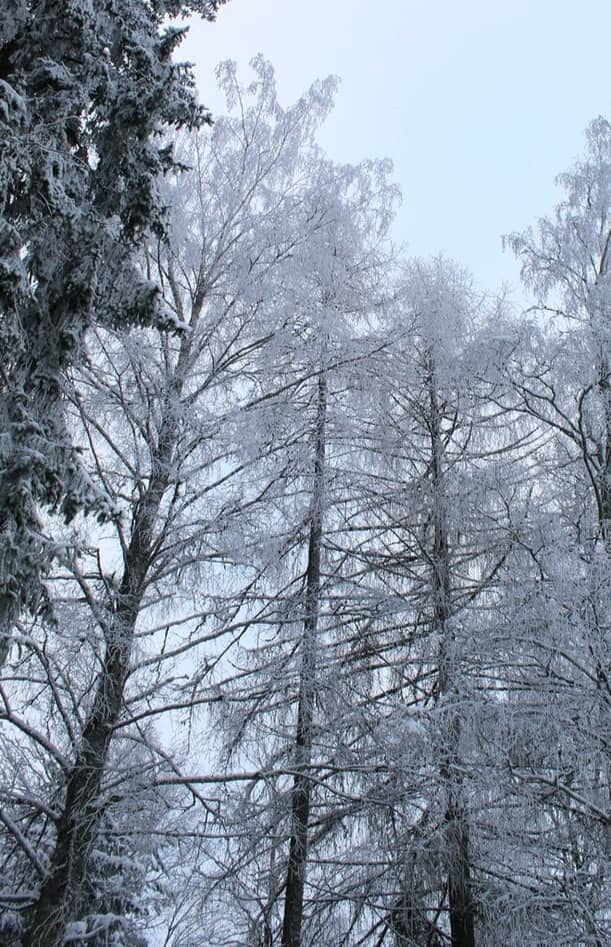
[[322, 258, 525, 946], [484, 115, 611, 945], [181, 155, 397, 947], [281, 370, 327, 947]]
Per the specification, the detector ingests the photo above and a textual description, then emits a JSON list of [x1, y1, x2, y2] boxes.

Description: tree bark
[[597, 351, 611, 545], [428, 359, 475, 947], [281, 373, 327, 947], [21, 410, 177, 946]]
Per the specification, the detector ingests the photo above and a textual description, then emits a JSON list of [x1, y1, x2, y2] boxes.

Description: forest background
[[0, 2, 610, 947]]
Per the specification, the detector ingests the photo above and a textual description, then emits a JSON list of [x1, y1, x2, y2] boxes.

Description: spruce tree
[[0, 0, 226, 653]]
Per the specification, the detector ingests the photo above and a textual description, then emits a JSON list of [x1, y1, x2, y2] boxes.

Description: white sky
[[182, 0, 611, 296]]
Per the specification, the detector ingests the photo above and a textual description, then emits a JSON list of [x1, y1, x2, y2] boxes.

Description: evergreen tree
[[0, 0, 227, 654]]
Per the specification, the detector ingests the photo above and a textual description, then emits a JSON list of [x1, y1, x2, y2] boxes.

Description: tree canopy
[[0, 24, 609, 947]]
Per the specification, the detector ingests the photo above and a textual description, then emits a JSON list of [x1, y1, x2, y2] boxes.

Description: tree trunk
[[21, 607, 135, 946], [22, 416, 176, 946], [428, 360, 475, 947], [281, 373, 327, 947], [445, 802, 475, 947], [598, 351, 611, 545]]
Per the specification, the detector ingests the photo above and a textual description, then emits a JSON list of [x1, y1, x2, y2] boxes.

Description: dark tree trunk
[[281, 373, 327, 947], [22, 414, 176, 946], [446, 804, 475, 947], [21, 609, 134, 946], [598, 353, 611, 545], [428, 360, 475, 947]]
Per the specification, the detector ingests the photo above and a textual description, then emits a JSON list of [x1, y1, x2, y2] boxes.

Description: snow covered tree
[[505, 116, 611, 546], [484, 115, 611, 945], [304, 258, 528, 946], [169, 138, 398, 947], [0, 0, 227, 655], [0, 57, 353, 946], [2, 26, 607, 947]]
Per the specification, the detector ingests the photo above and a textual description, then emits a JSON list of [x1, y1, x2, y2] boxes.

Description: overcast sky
[[182, 0, 611, 297]]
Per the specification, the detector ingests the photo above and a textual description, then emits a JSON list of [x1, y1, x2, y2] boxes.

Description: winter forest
[[0, 3, 610, 946]]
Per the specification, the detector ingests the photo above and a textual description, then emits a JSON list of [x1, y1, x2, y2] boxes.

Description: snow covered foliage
[[0, 0, 227, 648], [505, 116, 611, 543], [0, 40, 609, 947]]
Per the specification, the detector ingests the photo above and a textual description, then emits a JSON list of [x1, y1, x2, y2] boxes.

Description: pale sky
[[182, 0, 611, 296]]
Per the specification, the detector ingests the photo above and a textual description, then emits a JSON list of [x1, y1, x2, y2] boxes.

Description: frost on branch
[[0, 0, 227, 641]]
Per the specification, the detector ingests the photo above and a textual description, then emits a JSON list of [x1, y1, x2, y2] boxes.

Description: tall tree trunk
[[22, 414, 176, 947], [20, 249, 201, 945], [281, 373, 327, 947], [598, 351, 611, 545], [428, 361, 475, 947]]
